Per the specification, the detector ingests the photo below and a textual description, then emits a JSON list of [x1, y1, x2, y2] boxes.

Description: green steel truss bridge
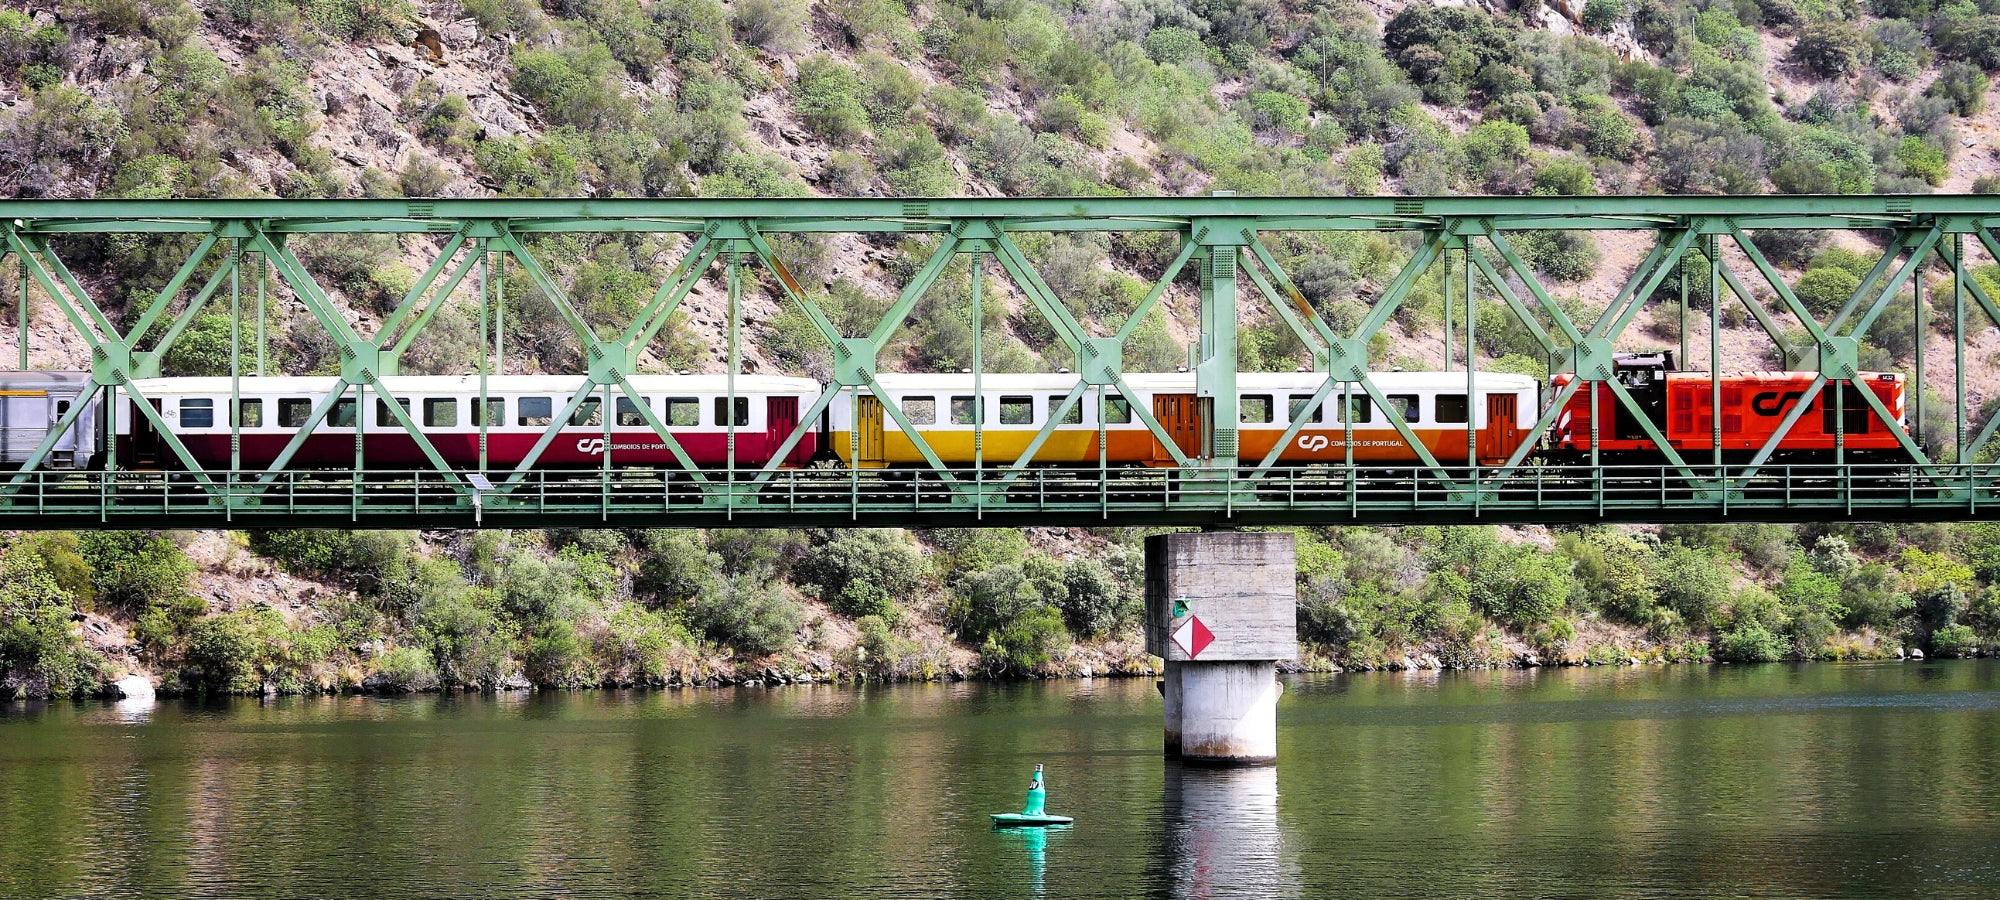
[[3, 195, 2000, 529]]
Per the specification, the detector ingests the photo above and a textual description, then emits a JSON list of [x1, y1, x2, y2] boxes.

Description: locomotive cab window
[[518, 397, 553, 427], [999, 396, 1034, 425], [1048, 395, 1081, 425], [180, 398, 214, 428], [279, 398, 313, 428], [715, 397, 749, 427], [1384, 394, 1420, 423], [470, 398, 505, 426], [666, 398, 699, 427], [1434, 394, 1468, 424], [235, 399, 262, 428], [1104, 397, 1132, 424], [1240, 394, 1273, 424], [376, 397, 411, 426], [615, 397, 647, 427], [330, 399, 357, 428], [901, 397, 937, 425], [424, 398, 458, 427], [571, 398, 602, 427], [951, 396, 978, 425], [1288, 395, 1321, 424]]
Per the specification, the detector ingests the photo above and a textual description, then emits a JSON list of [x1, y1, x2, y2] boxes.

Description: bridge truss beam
[[0, 195, 1996, 529]]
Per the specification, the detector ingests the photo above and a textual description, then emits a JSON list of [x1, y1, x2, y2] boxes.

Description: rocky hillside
[[5, 0, 2000, 699]]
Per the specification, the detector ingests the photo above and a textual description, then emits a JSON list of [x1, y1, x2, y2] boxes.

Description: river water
[[2, 662, 1997, 898]]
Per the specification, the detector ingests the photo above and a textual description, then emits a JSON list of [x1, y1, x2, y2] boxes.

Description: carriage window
[[1240, 394, 1273, 424], [279, 398, 313, 428], [714, 397, 749, 426], [235, 399, 262, 428], [375, 397, 412, 427], [616, 397, 647, 427], [518, 396, 553, 426], [951, 396, 979, 425], [1048, 395, 1082, 425], [329, 399, 357, 428], [1339, 395, 1372, 424], [571, 398, 602, 427], [1288, 395, 1321, 424], [1105, 397, 1132, 424], [666, 398, 699, 426], [1434, 394, 1468, 424], [470, 398, 504, 426], [180, 398, 214, 428], [1385, 394, 1420, 423], [999, 396, 1033, 425], [901, 396, 937, 425], [424, 398, 458, 427]]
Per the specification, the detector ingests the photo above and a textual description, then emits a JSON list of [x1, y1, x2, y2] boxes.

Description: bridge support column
[[1147, 531, 1296, 766]]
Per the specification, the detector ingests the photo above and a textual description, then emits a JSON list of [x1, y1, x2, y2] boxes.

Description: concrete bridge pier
[[1147, 531, 1297, 766]]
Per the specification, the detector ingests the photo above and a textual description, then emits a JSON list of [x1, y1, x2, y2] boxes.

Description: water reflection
[[1163, 764, 1297, 900], [993, 825, 1069, 897]]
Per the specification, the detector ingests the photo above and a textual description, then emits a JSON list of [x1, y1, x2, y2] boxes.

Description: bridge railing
[[0, 463, 1994, 527]]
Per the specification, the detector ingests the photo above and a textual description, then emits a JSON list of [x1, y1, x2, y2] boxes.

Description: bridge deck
[[3, 465, 1991, 528]]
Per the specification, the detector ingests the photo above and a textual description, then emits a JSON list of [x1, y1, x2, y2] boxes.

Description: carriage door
[[766, 396, 806, 466], [131, 397, 163, 468], [854, 395, 886, 467], [1151, 394, 1205, 464], [1480, 393, 1519, 462]]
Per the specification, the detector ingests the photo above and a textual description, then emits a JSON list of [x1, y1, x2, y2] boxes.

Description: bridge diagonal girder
[[1239, 249, 1329, 360], [1244, 237, 1340, 350], [1464, 246, 1556, 356], [1827, 228, 1933, 336], [1485, 230, 1584, 346], [251, 233, 476, 494], [620, 232, 717, 353], [1112, 235, 1197, 344], [743, 226, 964, 484], [376, 231, 470, 343], [1, 232, 224, 493], [987, 226, 1199, 469], [1728, 225, 1832, 346]]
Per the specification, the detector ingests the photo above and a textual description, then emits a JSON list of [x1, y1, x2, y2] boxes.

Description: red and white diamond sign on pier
[[1170, 615, 1214, 658]]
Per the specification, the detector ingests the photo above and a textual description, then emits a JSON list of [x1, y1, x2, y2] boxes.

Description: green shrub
[[249, 530, 417, 594], [1927, 62, 1989, 117], [77, 531, 193, 615], [1056, 556, 1133, 638], [598, 603, 697, 683], [732, 0, 808, 53], [1142, 26, 1204, 64], [634, 530, 720, 606], [0, 543, 99, 697], [687, 577, 802, 655], [1931, 623, 1977, 657], [1582, 0, 1626, 28], [366, 646, 438, 691], [181, 613, 262, 694], [794, 530, 928, 619], [524, 620, 596, 686], [410, 588, 508, 687], [1716, 622, 1786, 662], [1655, 543, 1729, 630], [1569, 96, 1646, 161], [1793, 267, 1861, 317], [1894, 136, 1947, 187], [1792, 22, 1866, 77], [794, 56, 870, 145], [980, 607, 1068, 675]]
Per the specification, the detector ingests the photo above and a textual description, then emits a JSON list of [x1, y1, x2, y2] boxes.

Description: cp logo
[[576, 438, 606, 455], [1297, 434, 1330, 452], [1750, 390, 1806, 416]]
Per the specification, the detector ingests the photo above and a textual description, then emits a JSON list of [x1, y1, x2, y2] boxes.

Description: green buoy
[[991, 764, 1074, 828]]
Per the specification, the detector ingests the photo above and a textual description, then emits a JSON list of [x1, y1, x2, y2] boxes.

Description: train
[[0, 356, 1906, 472], [1547, 352, 1909, 464]]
